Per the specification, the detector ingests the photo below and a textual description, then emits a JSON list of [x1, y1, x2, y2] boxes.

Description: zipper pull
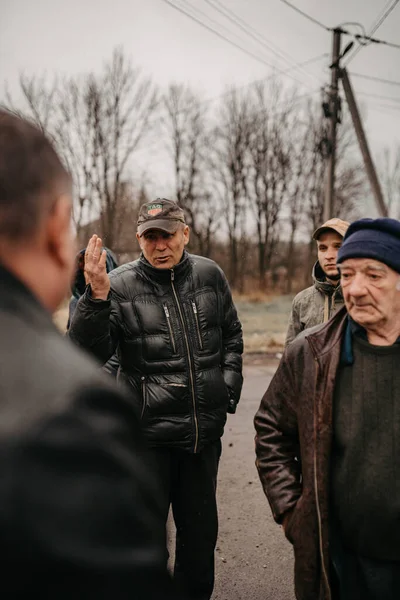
[[192, 301, 197, 314], [164, 305, 170, 318], [171, 269, 175, 281]]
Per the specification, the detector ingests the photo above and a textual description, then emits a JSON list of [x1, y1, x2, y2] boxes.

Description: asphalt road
[[168, 362, 295, 600], [212, 363, 295, 600]]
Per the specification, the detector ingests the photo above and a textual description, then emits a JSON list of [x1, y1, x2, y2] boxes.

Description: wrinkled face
[[317, 231, 343, 280], [136, 225, 189, 269], [339, 258, 400, 329]]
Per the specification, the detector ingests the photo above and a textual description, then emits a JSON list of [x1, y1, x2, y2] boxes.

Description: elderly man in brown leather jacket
[[255, 218, 400, 600], [285, 218, 349, 346]]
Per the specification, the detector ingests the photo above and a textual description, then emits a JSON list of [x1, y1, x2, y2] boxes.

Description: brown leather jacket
[[254, 307, 348, 600]]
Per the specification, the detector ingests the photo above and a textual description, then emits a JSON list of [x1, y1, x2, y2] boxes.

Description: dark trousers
[[330, 530, 400, 600], [148, 440, 221, 600]]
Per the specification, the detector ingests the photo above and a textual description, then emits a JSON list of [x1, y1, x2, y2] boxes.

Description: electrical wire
[[161, 0, 306, 86], [345, 0, 400, 64], [369, 0, 400, 36], [175, 0, 270, 53], [356, 90, 400, 104], [203, 0, 323, 86], [350, 72, 400, 88], [276, 0, 400, 53], [279, 0, 329, 31]]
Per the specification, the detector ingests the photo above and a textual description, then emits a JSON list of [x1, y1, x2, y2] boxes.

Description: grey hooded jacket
[[285, 261, 344, 346]]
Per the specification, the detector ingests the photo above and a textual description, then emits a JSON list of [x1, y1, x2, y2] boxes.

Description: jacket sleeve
[[5, 383, 176, 599], [219, 269, 243, 414], [285, 296, 302, 347], [67, 285, 121, 364], [102, 352, 120, 378], [254, 351, 302, 523]]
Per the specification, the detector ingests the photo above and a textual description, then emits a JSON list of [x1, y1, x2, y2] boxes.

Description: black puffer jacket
[[69, 251, 243, 453]]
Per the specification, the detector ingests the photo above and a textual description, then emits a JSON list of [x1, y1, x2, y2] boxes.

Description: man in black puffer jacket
[[69, 198, 243, 600]]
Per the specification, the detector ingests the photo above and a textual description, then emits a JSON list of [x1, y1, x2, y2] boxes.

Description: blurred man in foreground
[[285, 217, 349, 346], [255, 218, 400, 599], [0, 110, 175, 599]]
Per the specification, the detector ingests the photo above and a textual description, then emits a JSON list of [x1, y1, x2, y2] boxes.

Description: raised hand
[[84, 235, 110, 300]]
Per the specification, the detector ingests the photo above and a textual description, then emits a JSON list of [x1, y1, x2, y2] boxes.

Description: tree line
[[5, 47, 394, 293]]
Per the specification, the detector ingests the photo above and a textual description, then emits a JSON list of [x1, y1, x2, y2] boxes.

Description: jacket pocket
[[284, 496, 303, 545], [163, 305, 177, 354], [191, 301, 204, 350]]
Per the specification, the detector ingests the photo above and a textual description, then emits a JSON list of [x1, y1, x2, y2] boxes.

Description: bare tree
[[163, 84, 218, 256], [248, 81, 294, 287], [379, 146, 400, 218], [91, 49, 159, 248], [299, 102, 364, 283], [2, 48, 159, 246], [285, 115, 310, 292], [213, 88, 253, 287], [3, 73, 58, 132]]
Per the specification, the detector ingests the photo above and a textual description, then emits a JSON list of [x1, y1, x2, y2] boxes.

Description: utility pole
[[324, 28, 342, 222], [340, 68, 388, 217]]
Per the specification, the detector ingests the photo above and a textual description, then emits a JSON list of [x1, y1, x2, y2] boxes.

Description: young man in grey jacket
[[285, 217, 349, 346]]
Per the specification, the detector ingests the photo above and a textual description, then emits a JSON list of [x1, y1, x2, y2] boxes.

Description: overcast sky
[[2, 0, 400, 207]]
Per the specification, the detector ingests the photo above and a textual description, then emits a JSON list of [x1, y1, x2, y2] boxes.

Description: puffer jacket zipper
[[163, 305, 177, 353], [141, 376, 146, 419], [170, 269, 199, 453], [191, 301, 203, 350]]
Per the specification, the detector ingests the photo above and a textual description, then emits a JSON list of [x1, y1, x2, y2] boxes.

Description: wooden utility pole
[[340, 68, 388, 217], [324, 28, 342, 222]]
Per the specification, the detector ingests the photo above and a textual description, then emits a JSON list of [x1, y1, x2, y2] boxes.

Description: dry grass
[[235, 296, 293, 354]]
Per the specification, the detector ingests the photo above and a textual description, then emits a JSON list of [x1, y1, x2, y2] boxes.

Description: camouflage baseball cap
[[313, 218, 349, 240], [137, 198, 186, 236]]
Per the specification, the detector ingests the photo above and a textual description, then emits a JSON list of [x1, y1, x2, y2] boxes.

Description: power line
[[346, 0, 400, 64], [370, 0, 400, 36], [203, 0, 323, 86], [350, 71, 400, 88], [357, 90, 400, 104], [161, 0, 306, 86], [366, 102, 400, 115], [279, 0, 329, 31], [354, 33, 400, 51], [135, 57, 327, 158], [144, 52, 326, 138], [369, 0, 395, 34], [277, 0, 400, 55], [175, 0, 268, 53]]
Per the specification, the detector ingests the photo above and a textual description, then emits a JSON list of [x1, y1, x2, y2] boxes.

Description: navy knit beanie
[[337, 218, 400, 273]]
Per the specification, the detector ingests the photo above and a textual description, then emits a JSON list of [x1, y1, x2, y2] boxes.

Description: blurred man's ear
[[46, 194, 76, 276]]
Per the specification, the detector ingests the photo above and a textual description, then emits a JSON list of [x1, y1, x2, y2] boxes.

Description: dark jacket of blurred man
[[0, 110, 176, 599], [285, 218, 349, 346], [67, 246, 119, 376], [255, 218, 400, 600], [68, 198, 244, 600]]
